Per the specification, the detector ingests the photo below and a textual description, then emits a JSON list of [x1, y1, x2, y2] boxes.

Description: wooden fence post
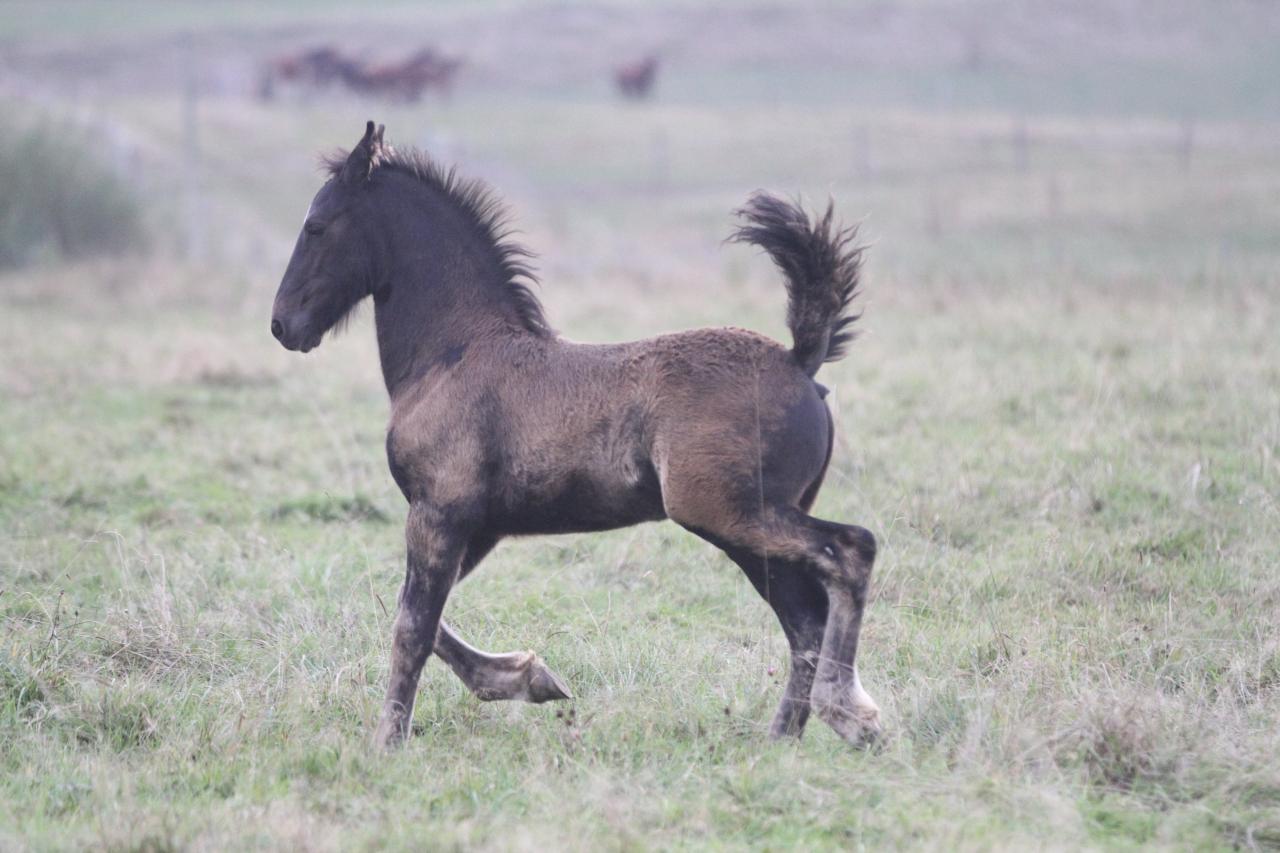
[[182, 34, 206, 263]]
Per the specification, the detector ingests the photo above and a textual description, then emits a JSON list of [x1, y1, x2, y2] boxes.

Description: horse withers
[[271, 121, 882, 749]]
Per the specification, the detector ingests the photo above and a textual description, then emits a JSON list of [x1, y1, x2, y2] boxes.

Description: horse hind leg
[[678, 504, 881, 746], [802, 519, 882, 746], [659, 436, 879, 745], [730, 508, 882, 746], [711, 541, 827, 739]]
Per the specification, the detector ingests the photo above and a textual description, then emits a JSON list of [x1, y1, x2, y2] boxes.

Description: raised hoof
[[470, 652, 573, 704], [526, 655, 573, 703]]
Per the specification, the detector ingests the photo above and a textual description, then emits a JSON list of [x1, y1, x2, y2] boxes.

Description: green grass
[[3, 263, 1277, 849], [3, 2, 1280, 849]]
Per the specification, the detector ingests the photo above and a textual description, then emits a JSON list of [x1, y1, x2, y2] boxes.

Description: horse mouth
[[275, 332, 321, 354]]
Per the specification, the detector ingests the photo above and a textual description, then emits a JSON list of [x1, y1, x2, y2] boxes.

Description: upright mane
[[323, 146, 552, 338]]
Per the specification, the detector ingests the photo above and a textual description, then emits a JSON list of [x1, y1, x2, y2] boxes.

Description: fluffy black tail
[[730, 192, 864, 378]]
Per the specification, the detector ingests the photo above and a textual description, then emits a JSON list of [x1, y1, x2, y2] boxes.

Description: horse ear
[[341, 120, 385, 184]]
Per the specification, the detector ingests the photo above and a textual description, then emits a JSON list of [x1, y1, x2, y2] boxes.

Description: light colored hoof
[[526, 654, 573, 703], [470, 652, 573, 704]]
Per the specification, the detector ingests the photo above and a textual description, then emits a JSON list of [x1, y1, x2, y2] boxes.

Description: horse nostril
[[271, 318, 284, 340]]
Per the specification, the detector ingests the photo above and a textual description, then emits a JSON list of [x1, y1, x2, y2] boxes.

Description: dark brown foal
[[270, 121, 881, 750]]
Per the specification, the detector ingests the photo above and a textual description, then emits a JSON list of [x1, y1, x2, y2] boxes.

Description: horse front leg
[[434, 624, 572, 703], [433, 534, 572, 704], [374, 503, 470, 749]]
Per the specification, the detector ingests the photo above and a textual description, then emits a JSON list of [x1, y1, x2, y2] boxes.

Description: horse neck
[[369, 175, 526, 399]]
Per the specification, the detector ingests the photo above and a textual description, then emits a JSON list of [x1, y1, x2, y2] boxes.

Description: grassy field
[[3, 2, 1280, 849]]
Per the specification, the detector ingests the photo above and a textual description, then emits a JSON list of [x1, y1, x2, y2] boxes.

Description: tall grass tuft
[[0, 117, 146, 270]]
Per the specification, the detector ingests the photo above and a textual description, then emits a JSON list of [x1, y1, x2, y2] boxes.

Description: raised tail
[[730, 192, 865, 378]]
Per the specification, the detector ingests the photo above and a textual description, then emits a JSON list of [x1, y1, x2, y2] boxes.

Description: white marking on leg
[[851, 664, 880, 713]]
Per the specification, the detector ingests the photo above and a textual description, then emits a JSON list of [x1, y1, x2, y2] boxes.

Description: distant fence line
[[2, 64, 1272, 269]]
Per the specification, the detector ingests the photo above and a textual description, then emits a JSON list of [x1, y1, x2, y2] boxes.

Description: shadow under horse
[[271, 122, 883, 749]]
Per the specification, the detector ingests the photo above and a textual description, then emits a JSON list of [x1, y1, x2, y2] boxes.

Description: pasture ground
[[2, 2, 1279, 849]]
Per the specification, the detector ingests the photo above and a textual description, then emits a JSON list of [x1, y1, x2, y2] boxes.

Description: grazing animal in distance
[[270, 121, 882, 749], [344, 48, 464, 102], [258, 46, 361, 101], [259, 47, 463, 103], [615, 54, 659, 99]]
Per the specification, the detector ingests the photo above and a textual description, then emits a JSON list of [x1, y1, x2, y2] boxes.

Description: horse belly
[[494, 464, 665, 535]]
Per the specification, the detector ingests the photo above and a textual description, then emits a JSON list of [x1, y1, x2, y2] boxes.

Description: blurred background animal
[[615, 54, 659, 99]]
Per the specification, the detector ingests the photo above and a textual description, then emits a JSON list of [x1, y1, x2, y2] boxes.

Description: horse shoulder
[[386, 366, 495, 508]]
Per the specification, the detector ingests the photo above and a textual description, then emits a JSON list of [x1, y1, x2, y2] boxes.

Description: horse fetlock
[[811, 678, 882, 747], [768, 697, 811, 740], [374, 700, 414, 749]]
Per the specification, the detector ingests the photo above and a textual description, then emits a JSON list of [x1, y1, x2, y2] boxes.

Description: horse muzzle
[[270, 315, 320, 353]]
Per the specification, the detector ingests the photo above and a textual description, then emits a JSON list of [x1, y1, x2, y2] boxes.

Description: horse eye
[[304, 220, 326, 237]]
